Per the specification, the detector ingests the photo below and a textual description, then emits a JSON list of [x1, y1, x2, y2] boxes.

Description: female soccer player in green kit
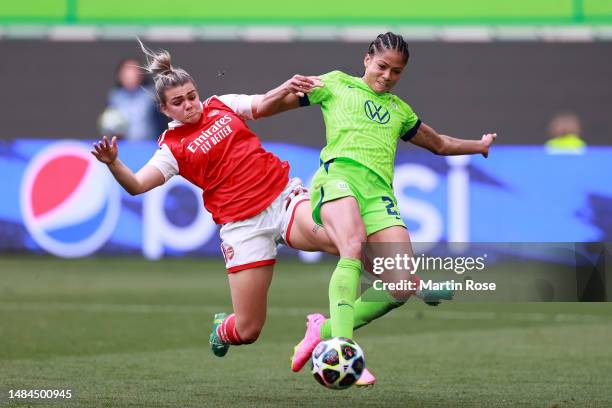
[[257, 32, 497, 385]]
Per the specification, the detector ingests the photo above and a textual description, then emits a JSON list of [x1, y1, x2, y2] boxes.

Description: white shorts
[[219, 177, 303, 273]]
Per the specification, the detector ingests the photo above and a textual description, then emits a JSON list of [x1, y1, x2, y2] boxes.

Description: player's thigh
[[310, 162, 367, 248], [227, 264, 274, 327], [368, 225, 411, 243], [320, 196, 366, 257], [367, 225, 414, 271], [288, 201, 338, 254], [366, 226, 415, 286]]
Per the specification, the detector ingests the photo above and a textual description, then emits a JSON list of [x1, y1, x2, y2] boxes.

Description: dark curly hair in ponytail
[[367, 32, 410, 64]]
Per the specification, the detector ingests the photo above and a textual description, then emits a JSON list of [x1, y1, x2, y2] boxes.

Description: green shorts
[[310, 158, 406, 236]]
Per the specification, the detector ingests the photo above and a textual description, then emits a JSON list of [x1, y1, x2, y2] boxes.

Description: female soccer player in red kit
[[91, 41, 332, 357], [92, 42, 451, 386]]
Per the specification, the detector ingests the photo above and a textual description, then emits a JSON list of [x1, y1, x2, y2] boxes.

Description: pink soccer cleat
[[290, 313, 325, 372], [355, 367, 376, 387]]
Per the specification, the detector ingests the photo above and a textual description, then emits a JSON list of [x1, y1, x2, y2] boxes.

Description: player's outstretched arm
[[410, 123, 497, 158], [253, 74, 323, 118], [91, 136, 165, 195]]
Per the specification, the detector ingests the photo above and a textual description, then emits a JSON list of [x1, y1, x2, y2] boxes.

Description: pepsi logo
[[20, 142, 120, 257]]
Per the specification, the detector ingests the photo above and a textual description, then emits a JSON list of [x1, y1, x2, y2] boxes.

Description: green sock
[[328, 258, 362, 339], [321, 287, 404, 339]]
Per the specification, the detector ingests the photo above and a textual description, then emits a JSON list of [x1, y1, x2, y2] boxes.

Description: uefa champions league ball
[[311, 337, 365, 390]]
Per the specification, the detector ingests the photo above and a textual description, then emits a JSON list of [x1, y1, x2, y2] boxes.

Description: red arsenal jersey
[[151, 96, 289, 224]]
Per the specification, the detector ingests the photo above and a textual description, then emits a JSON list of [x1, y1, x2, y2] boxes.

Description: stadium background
[[1, 2, 611, 407]]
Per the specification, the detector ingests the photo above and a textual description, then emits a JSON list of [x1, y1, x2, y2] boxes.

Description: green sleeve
[[398, 99, 421, 141], [303, 71, 339, 105]]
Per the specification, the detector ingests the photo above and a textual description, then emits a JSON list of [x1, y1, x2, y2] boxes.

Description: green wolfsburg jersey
[[304, 70, 421, 185]]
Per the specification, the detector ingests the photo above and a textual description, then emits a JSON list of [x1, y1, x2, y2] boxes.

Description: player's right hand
[[91, 135, 118, 165]]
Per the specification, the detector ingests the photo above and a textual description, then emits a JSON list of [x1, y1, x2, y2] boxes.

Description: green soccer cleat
[[417, 281, 455, 306], [209, 312, 230, 357]]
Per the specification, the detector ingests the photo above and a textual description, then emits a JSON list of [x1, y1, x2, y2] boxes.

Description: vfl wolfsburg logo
[[364, 100, 390, 124]]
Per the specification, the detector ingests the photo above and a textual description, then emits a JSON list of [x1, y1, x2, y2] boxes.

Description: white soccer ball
[[311, 337, 365, 390], [98, 107, 129, 137]]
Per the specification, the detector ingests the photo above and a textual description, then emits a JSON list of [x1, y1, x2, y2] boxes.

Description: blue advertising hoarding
[[1, 139, 610, 259]]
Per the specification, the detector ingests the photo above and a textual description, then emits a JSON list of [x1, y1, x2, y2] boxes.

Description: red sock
[[216, 314, 244, 345]]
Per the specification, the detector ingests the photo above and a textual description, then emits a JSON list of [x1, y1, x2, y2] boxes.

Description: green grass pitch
[[1, 256, 611, 407]]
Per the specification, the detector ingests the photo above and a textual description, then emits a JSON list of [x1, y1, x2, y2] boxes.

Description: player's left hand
[[481, 133, 497, 158]]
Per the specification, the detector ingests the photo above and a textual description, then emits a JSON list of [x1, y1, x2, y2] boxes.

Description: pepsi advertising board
[[1, 140, 611, 259]]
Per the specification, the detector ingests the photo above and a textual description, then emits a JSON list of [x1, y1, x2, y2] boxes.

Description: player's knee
[[239, 326, 262, 344], [235, 319, 264, 344], [339, 235, 365, 259], [348, 237, 364, 256]]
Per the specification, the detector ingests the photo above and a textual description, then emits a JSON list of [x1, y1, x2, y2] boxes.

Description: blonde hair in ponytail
[[137, 38, 197, 106]]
